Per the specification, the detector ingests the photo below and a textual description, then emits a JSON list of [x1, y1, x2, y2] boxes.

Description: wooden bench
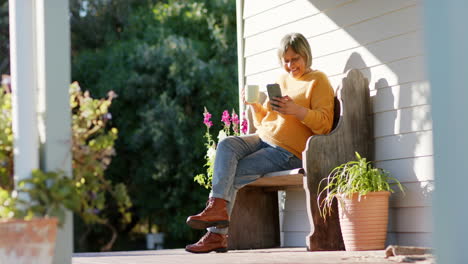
[[228, 69, 372, 251]]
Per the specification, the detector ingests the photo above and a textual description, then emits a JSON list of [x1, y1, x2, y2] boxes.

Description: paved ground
[[72, 248, 435, 264]]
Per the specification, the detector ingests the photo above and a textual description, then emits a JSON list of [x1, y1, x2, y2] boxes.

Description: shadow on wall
[[342, 52, 426, 246], [343, 52, 371, 82], [306, 0, 431, 163], [305, 0, 433, 247], [342, 52, 374, 160]]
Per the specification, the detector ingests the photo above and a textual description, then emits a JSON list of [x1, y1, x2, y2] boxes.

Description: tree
[[71, 0, 237, 249], [0, 0, 9, 74]]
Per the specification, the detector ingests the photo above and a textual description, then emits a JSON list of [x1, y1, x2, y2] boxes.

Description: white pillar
[[9, 0, 39, 189], [35, 0, 73, 263], [236, 0, 245, 115], [424, 1, 468, 263]]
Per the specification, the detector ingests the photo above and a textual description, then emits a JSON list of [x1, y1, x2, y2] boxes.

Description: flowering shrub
[[0, 76, 131, 249], [69, 82, 132, 226], [194, 108, 248, 189], [0, 75, 12, 190]]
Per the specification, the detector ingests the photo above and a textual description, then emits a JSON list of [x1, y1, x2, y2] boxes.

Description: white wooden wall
[[238, 0, 432, 247]]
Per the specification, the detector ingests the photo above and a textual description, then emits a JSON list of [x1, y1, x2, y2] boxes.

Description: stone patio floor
[[72, 247, 435, 264]]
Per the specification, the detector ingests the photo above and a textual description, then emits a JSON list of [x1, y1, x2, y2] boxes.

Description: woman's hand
[[242, 86, 262, 112], [270, 96, 308, 120]]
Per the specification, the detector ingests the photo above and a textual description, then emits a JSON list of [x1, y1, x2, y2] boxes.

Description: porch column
[[236, 0, 245, 115], [424, 1, 468, 264], [35, 0, 73, 263], [9, 0, 39, 191]]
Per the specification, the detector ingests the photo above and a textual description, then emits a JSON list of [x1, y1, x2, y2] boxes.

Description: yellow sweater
[[253, 70, 334, 159]]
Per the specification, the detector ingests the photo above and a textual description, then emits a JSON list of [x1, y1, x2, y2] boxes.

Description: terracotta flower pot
[[338, 191, 390, 251], [0, 218, 58, 264]]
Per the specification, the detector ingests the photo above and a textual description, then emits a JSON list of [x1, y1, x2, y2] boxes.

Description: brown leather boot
[[185, 232, 228, 253], [186, 197, 229, 229]]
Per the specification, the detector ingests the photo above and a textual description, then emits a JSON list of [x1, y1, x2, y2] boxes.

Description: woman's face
[[282, 47, 309, 79]]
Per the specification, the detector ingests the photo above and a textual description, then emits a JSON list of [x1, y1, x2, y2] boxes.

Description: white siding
[[238, 0, 432, 247], [278, 190, 310, 247]]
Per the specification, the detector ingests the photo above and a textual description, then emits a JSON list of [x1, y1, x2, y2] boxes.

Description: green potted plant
[[317, 152, 404, 251], [0, 76, 80, 264], [0, 169, 80, 264]]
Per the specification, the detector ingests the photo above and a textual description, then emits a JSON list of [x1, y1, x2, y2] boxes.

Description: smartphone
[[267, 83, 282, 108]]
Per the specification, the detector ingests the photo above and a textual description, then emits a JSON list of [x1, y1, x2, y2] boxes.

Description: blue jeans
[[208, 134, 302, 235]]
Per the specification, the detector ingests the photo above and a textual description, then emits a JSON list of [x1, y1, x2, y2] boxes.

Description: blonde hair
[[277, 33, 312, 68]]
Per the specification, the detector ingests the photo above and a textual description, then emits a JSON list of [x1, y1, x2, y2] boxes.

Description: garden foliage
[[194, 108, 248, 189], [0, 0, 237, 250], [0, 77, 12, 190], [70, 0, 238, 249], [0, 77, 131, 250], [0, 0, 8, 74]]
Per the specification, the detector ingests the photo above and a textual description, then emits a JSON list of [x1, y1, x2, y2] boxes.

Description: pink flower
[[231, 110, 239, 134], [241, 112, 248, 134], [231, 112, 239, 125], [221, 110, 231, 127], [203, 107, 213, 128]]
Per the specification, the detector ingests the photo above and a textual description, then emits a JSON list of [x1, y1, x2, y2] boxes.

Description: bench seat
[[247, 168, 304, 188]]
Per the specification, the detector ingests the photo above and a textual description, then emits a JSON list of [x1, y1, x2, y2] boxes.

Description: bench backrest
[[304, 69, 371, 188], [302, 68, 371, 251]]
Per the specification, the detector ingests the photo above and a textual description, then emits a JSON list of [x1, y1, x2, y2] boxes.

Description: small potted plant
[[0, 169, 80, 264], [317, 152, 404, 251]]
